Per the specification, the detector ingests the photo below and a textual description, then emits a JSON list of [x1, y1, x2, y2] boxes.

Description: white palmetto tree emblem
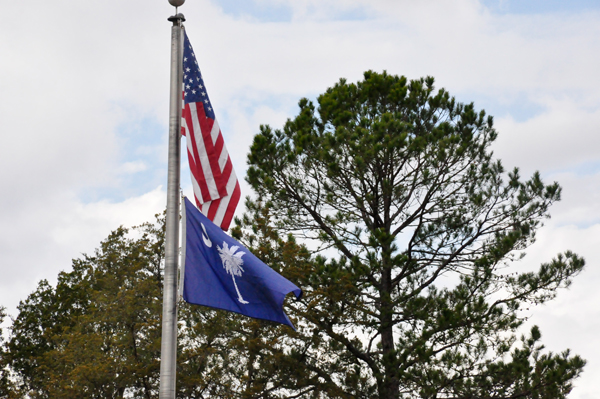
[[217, 242, 248, 304]]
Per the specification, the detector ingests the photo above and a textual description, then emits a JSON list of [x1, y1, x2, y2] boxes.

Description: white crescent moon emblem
[[201, 223, 212, 247]]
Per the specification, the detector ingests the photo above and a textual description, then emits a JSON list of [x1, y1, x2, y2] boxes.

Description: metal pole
[[159, 12, 185, 399]]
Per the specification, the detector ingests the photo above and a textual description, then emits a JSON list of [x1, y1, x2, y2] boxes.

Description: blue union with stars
[[183, 31, 215, 119]]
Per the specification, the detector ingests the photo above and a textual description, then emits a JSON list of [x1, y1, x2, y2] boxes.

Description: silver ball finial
[[168, 0, 185, 7]]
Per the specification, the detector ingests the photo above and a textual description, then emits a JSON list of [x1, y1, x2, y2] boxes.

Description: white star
[[199, 83, 203, 88], [201, 92, 206, 96], [208, 106, 212, 111], [184, 57, 187, 61], [186, 67, 190, 72], [186, 85, 190, 89], [197, 77, 201, 82], [192, 90, 196, 94], [189, 79, 193, 83], [204, 99, 209, 104], [183, 74, 187, 79]]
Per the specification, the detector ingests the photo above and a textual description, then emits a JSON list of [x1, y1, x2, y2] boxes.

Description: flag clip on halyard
[[182, 197, 302, 329]]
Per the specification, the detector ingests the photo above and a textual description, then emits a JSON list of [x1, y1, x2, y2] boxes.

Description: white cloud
[[120, 160, 148, 174], [493, 101, 600, 176], [517, 221, 600, 399], [0, 187, 165, 315], [0, 0, 599, 396]]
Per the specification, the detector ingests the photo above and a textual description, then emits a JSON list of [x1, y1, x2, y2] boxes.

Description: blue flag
[[182, 197, 302, 329]]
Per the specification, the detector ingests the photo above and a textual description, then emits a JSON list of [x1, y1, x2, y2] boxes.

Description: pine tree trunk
[[380, 244, 399, 399]]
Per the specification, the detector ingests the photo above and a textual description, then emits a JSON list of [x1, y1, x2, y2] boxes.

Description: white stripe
[[210, 119, 230, 171], [201, 200, 211, 215], [184, 103, 239, 228], [185, 135, 208, 204], [188, 103, 221, 201], [181, 115, 188, 136], [218, 141, 229, 171], [210, 118, 221, 145], [189, 173, 205, 204], [184, 118, 211, 204], [212, 166, 238, 225]]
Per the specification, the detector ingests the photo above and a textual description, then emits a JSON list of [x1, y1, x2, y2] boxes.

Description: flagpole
[[160, 3, 185, 398]]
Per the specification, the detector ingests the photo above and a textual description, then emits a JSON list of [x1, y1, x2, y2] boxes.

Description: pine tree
[[242, 70, 586, 398]]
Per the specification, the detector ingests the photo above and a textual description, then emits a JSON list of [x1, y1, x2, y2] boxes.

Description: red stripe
[[206, 198, 221, 221], [220, 182, 241, 231], [182, 96, 240, 230], [186, 148, 207, 198], [196, 106, 228, 197], [183, 106, 212, 202], [214, 133, 224, 158], [220, 157, 233, 182]]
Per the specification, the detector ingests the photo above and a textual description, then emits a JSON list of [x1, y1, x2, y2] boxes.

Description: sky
[[1, 0, 599, 396]]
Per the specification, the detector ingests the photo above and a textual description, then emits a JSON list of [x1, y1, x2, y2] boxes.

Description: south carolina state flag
[[181, 197, 302, 329]]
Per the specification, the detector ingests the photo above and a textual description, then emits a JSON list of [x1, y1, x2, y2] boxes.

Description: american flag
[[181, 31, 240, 230]]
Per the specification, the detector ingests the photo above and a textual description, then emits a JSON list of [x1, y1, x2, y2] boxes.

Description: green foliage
[[0, 306, 17, 398], [3, 211, 317, 399], [1, 70, 586, 399], [176, 204, 324, 398], [5, 217, 165, 398], [243, 71, 586, 398]]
